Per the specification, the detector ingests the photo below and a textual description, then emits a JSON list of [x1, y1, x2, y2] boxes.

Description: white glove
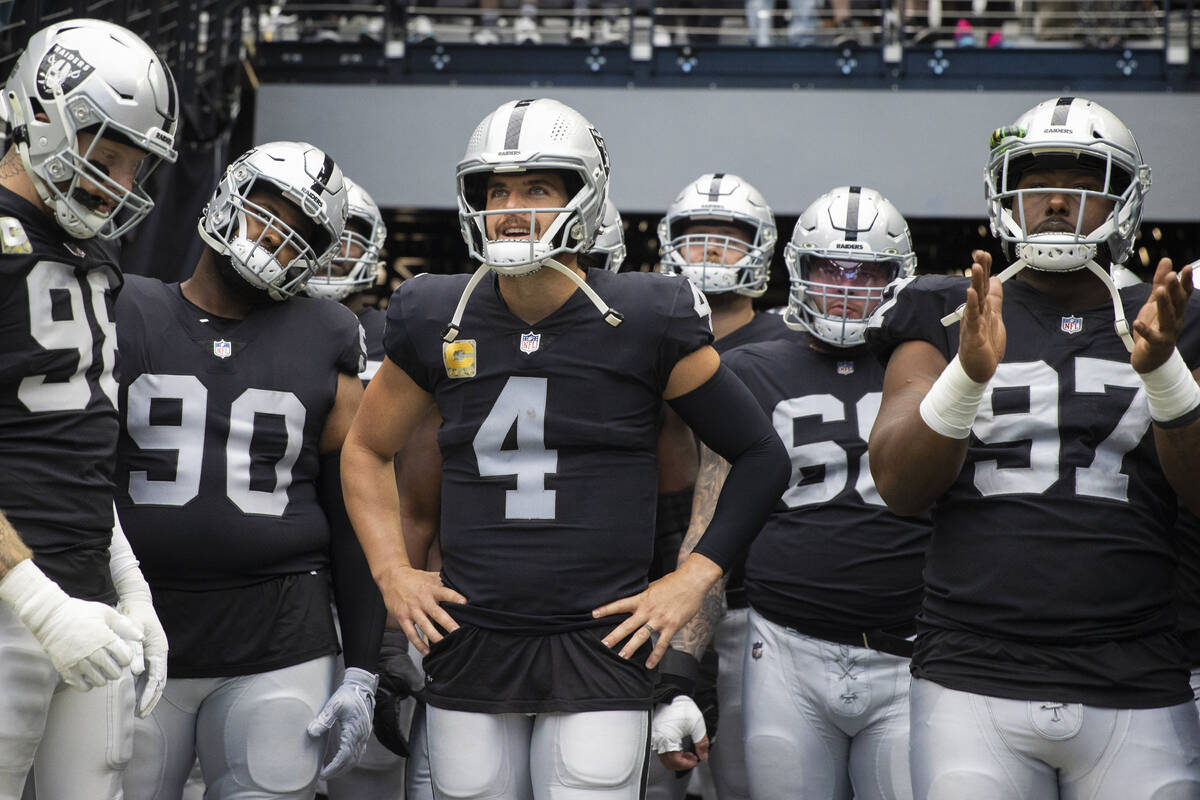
[[307, 667, 379, 779], [0, 559, 142, 691], [651, 695, 707, 755], [110, 512, 168, 717]]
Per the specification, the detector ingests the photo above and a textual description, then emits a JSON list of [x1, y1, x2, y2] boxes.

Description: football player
[[114, 141, 386, 798], [652, 173, 798, 800], [340, 97, 789, 799], [679, 186, 930, 800], [868, 97, 1200, 797], [395, 192, 632, 800], [0, 19, 177, 799]]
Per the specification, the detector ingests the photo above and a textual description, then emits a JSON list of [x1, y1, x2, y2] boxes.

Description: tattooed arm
[[669, 443, 732, 658]]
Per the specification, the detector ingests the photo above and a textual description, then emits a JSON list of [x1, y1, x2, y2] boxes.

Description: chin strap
[[442, 263, 493, 343], [1084, 258, 1135, 353], [939, 257, 1134, 353], [442, 259, 623, 344]]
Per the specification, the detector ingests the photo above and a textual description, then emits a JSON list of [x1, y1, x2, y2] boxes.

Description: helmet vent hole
[[550, 115, 570, 142]]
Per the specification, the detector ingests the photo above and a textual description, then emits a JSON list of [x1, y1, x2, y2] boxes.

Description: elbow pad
[[668, 366, 791, 569]]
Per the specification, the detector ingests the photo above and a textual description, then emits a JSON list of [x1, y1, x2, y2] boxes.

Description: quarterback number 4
[[973, 358, 1149, 501], [474, 376, 558, 520]]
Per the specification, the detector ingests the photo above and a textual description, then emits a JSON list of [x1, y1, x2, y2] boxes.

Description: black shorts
[[423, 623, 655, 714]]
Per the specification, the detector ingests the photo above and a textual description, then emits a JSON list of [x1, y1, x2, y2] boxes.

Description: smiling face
[[484, 171, 569, 242], [1014, 167, 1116, 237]]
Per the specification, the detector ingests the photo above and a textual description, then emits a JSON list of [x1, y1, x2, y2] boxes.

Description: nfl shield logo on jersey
[[1060, 316, 1083, 335], [213, 339, 232, 359], [751, 641, 763, 660], [520, 331, 541, 355], [837, 361, 855, 375]]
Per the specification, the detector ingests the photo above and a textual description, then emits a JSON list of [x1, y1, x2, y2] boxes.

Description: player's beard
[[215, 255, 275, 307]]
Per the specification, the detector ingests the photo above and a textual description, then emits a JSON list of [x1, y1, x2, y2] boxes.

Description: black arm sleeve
[[320, 451, 387, 672], [666, 365, 790, 570]]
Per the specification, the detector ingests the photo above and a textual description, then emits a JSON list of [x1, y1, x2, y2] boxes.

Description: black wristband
[[654, 647, 700, 704]]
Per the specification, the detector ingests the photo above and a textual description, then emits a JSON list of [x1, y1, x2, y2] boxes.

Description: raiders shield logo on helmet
[[36, 44, 94, 100]]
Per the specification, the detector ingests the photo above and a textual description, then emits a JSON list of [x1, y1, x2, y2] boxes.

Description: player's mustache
[[494, 216, 538, 237], [1031, 218, 1077, 234]]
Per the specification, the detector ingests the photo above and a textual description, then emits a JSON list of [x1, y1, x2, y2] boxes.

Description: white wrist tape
[[0, 559, 58, 615], [109, 509, 141, 584], [1140, 349, 1200, 425], [918, 355, 988, 440]]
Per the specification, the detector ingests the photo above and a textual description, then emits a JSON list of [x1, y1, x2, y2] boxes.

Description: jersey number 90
[[125, 374, 307, 516]]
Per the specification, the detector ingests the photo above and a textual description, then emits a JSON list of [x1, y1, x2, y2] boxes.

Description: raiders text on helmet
[[658, 173, 777, 297], [785, 185, 915, 348], [5, 18, 178, 239], [198, 141, 348, 302]]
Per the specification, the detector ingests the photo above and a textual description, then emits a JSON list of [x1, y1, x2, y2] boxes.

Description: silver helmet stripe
[[504, 98, 536, 151], [311, 153, 335, 197], [1050, 96, 1075, 126], [707, 173, 724, 201], [844, 185, 861, 240]]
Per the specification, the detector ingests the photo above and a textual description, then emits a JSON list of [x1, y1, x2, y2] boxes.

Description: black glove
[[372, 629, 423, 758]]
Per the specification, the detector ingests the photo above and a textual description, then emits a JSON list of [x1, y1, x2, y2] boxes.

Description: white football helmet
[[444, 98, 622, 343], [985, 96, 1150, 272], [658, 173, 776, 297], [4, 18, 178, 239], [306, 176, 385, 302], [784, 186, 916, 348], [198, 141, 348, 302], [457, 97, 610, 275], [592, 197, 626, 272]]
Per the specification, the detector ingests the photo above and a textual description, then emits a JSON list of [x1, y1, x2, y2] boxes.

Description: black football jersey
[[113, 276, 364, 590], [385, 269, 713, 633], [358, 305, 386, 383], [0, 187, 122, 602], [727, 338, 931, 632], [867, 274, 1200, 707], [715, 310, 801, 354]]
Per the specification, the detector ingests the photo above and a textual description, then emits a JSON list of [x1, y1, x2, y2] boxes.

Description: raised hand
[[1132, 258, 1195, 374], [959, 250, 1006, 383]]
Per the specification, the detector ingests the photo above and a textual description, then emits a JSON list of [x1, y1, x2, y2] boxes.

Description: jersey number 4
[[474, 376, 558, 520], [125, 374, 307, 516]]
